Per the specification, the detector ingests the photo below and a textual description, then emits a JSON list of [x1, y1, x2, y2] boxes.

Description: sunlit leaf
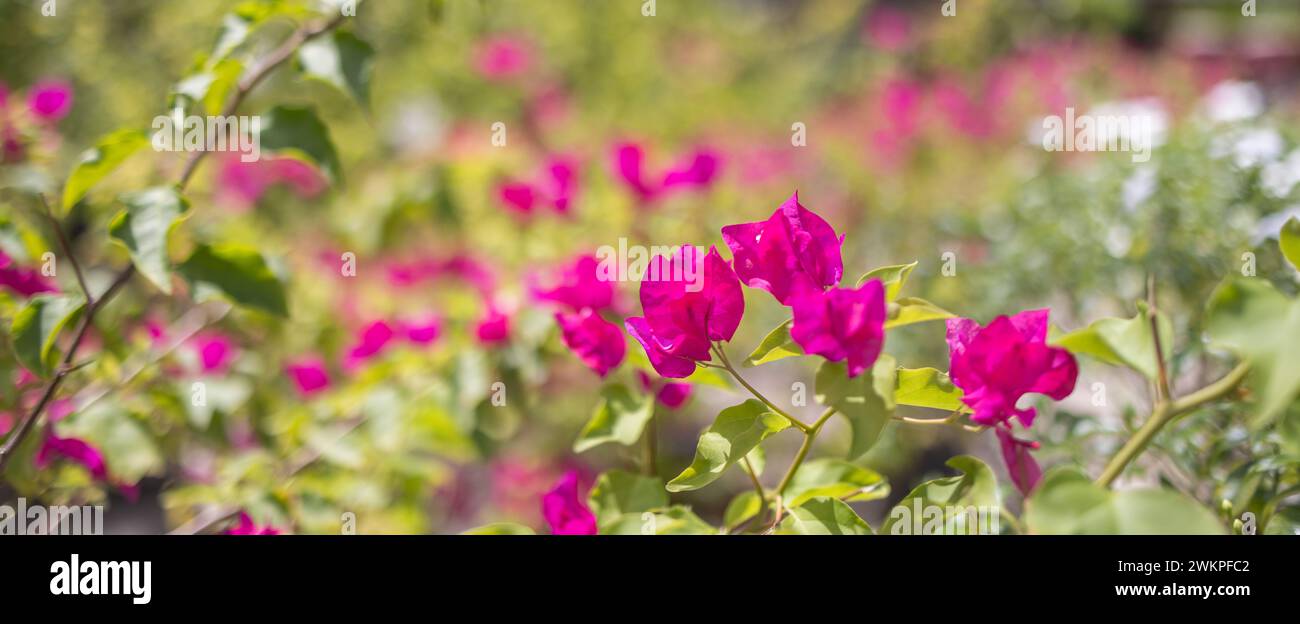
[[61, 129, 149, 213], [1024, 467, 1224, 534], [666, 399, 789, 492], [108, 187, 189, 294], [11, 294, 85, 377], [816, 355, 895, 460], [778, 497, 873, 535], [573, 383, 654, 453]]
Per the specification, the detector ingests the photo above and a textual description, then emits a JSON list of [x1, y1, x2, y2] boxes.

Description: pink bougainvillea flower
[[721, 191, 844, 305], [48, 398, 75, 422], [270, 158, 327, 197], [345, 320, 397, 368], [789, 279, 886, 378], [475, 35, 532, 80], [945, 309, 1078, 428], [636, 371, 693, 409], [35, 433, 108, 480], [285, 358, 331, 397], [996, 427, 1043, 495], [541, 469, 597, 535], [475, 307, 512, 345], [225, 511, 282, 536], [403, 316, 442, 345], [192, 334, 235, 374], [531, 254, 614, 312], [216, 156, 326, 209], [0, 249, 58, 297], [555, 309, 625, 377], [497, 155, 579, 217], [612, 143, 722, 205], [625, 245, 743, 378], [27, 79, 73, 122]]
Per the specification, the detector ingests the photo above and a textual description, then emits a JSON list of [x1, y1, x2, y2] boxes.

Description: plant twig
[[712, 344, 810, 432]]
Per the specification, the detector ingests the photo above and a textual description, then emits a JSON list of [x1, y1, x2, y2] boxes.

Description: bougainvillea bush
[[2, 0, 1299, 535]]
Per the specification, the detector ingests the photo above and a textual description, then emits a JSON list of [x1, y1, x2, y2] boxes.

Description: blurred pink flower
[[225, 511, 282, 536], [497, 155, 578, 217], [216, 156, 326, 209], [612, 142, 722, 205], [0, 249, 58, 297], [475, 307, 511, 345], [286, 358, 331, 397], [721, 191, 844, 306], [789, 279, 886, 378], [625, 246, 743, 378], [192, 333, 236, 374], [636, 371, 692, 409], [0, 412, 12, 436], [531, 254, 614, 312], [48, 399, 75, 422], [35, 432, 136, 499], [541, 469, 597, 535], [556, 309, 625, 377], [403, 316, 442, 345], [475, 35, 532, 81], [345, 320, 397, 368], [945, 309, 1078, 428], [27, 79, 73, 122], [864, 7, 911, 52]]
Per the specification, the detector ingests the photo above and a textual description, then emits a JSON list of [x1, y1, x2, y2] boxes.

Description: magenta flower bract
[[497, 156, 578, 217], [403, 316, 442, 345], [996, 427, 1043, 495], [475, 307, 511, 345], [625, 245, 744, 378], [27, 80, 73, 122], [636, 371, 693, 409], [789, 279, 887, 378], [721, 192, 844, 305], [556, 310, 626, 377], [531, 255, 614, 312], [286, 358, 331, 397], [612, 143, 722, 205], [36, 434, 108, 480], [345, 320, 397, 368], [225, 511, 282, 536], [945, 309, 1078, 428], [192, 334, 235, 374], [475, 35, 532, 80], [541, 469, 597, 535], [0, 250, 58, 297]]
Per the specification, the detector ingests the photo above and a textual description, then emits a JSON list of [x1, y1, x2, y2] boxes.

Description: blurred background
[[2, 0, 1299, 533]]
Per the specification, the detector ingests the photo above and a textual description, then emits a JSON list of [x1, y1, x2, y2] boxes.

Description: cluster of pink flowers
[[224, 511, 281, 535], [1, 79, 73, 163], [36, 432, 138, 500], [215, 155, 327, 210]]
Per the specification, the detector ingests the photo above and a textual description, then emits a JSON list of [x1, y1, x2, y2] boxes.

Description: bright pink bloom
[[541, 469, 597, 535], [192, 334, 235, 374], [556, 310, 625, 377], [612, 143, 722, 205], [531, 255, 614, 312], [625, 245, 743, 378], [721, 191, 844, 305], [475, 35, 532, 80], [36, 434, 108, 480], [636, 371, 692, 409], [403, 316, 442, 345], [476, 307, 511, 345], [0, 250, 58, 297], [225, 511, 281, 536], [286, 358, 331, 397], [996, 427, 1043, 495], [27, 80, 73, 122], [790, 279, 886, 378], [945, 309, 1078, 428], [345, 320, 397, 367]]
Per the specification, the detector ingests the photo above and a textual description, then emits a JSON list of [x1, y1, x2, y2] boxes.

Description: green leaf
[[816, 355, 896, 460], [177, 243, 288, 317], [259, 105, 342, 184], [108, 188, 189, 294], [666, 399, 790, 492], [1052, 302, 1173, 380], [61, 129, 149, 213], [886, 297, 956, 329], [1205, 277, 1300, 425], [573, 383, 655, 453], [11, 294, 85, 377], [744, 318, 803, 366], [894, 367, 964, 412], [1281, 216, 1300, 272], [857, 261, 916, 301], [462, 522, 535, 535], [778, 497, 873, 535], [600, 506, 717, 535], [297, 30, 375, 110], [587, 470, 668, 527], [723, 491, 764, 529], [881, 456, 1001, 535], [1024, 467, 1224, 534], [783, 458, 890, 508]]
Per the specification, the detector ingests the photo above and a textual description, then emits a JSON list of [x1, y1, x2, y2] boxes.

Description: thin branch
[[38, 194, 92, 304], [1147, 275, 1172, 402]]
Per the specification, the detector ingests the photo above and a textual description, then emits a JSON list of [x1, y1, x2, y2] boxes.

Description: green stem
[[1096, 362, 1250, 488], [773, 408, 836, 497], [713, 345, 810, 433]]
